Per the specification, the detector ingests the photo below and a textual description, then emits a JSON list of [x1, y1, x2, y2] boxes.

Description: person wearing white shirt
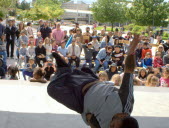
[[91, 36, 100, 60], [102, 31, 114, 45], [67, 38, 81, 68]]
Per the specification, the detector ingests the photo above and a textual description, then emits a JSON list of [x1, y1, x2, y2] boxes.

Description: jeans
[[94, 59, 109, 73], [83, 59, 92, 68], [0, 51, 7, 65], [35, 56, 46, 67], [22, 70, 33, 80], [69, 57, 80, 68]]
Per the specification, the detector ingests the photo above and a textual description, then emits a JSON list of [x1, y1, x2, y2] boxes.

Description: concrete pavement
[[0, 80, 169, 128]]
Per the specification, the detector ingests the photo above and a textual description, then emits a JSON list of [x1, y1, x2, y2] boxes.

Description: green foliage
[[96, 26, 114, 31], [92, 0, 128, 30], [127, 0, 169, 27], [124, 24, 147, 32], [0, 0, 15, 8], [162, 37, 169, 40], [16, 1, 30, 10], [163, 32, 169, 37], [17, 0, 64, 21], [0, 11, 4, 17], [124, 24, 135, 31]]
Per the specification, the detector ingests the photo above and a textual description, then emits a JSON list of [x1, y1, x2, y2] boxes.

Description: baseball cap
[[88, 42, 92, 45], [110, 63, 117, 67], [92, 36, 97, 38], [114, 45, 121, 48]]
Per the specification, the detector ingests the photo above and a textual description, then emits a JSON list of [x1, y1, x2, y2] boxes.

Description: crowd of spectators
[[0, 18, 169, 87]]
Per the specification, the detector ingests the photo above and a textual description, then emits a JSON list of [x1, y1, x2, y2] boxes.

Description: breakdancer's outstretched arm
[[109, 35, 140, 128]]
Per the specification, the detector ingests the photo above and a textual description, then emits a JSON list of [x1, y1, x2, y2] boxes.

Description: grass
[[96, 26, 113, 31]]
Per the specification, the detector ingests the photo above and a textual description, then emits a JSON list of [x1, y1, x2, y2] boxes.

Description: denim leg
[[103, 61, 108, 70], [0, 51, 7, 65], [82, 60, 87, 67], [23, 70, 33, 80], [87, 59, 92, 69], [94, 59, 100, 73]]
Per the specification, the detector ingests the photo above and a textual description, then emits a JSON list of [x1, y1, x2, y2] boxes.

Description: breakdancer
[[47, 35, 140, 128]]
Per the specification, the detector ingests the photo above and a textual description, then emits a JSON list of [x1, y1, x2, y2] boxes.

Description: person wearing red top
[[153, 52, 163, 68], [51, 39, 58, 53], [28, 35, 35, 46], [141, 42, 152, 59]]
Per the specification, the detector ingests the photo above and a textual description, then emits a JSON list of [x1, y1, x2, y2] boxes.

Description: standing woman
[[26, 22, 34, 37], [18, 22, 26, 34]]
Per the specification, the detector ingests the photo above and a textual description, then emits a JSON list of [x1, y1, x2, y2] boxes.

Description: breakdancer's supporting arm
[[86, 35, 140, 128]]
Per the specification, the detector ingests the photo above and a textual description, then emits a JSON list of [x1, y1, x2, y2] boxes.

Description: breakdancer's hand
[[125, 34, 140, 73], [127, 34, 140, 55]]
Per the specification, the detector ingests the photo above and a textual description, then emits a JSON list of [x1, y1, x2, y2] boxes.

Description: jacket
[[153, 57, 163, 68], [35, 46, 46, 56], [96, 48, 112, 61], [5, 25, 19, 41]]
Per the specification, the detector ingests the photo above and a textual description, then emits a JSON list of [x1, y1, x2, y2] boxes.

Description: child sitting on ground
[[19, 43, 27, 68], [7, 66, 19, 80], [35, 32, 43, 46], [153, 67, 161, 79], [98, 71, 109, 82], [153, 52, 163, 68], [30, 67, 47, 83], [142, 52, 152, 68], [160, 67, 169, 87], [141, 42, 152, 59], [22, 58, 36, 81], [136, 68, 147, 86], [42, 59, 56, 81], [44, 37, 52, 58], [110, 74, 122, 86], [146, 74, 159, 87]]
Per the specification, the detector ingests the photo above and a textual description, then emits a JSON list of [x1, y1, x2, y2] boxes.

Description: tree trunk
[[111, 23, 114, 32]]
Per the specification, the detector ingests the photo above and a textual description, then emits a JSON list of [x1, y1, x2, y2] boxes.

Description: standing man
[[0, 18, 4, 37], [67, 38, 81, 69], [52, 23, 65, 45], [5, 19, 19, 58], [40, 21, 52, 40], [47, 35, 140, 128], [37, 20, 44, 32]]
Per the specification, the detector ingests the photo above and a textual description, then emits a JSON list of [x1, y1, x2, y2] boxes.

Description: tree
[[17, 0, 64, 21], [92, 0, 128, 31], [0, 0, 17, 17], [127, 0, 169, 28], [16, 0, 30, 10]]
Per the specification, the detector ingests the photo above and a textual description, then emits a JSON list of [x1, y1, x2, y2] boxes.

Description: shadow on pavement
[[0, 111, 169, 128]]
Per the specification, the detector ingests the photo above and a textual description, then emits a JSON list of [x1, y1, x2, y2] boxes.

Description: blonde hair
[[98, 71, 109, 81], [44, 37, 51, 45], [146, 74, 159, 87], [157, 45, 164, 52], [111, 74, 122, 86], [162, 67, 169, 78]]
